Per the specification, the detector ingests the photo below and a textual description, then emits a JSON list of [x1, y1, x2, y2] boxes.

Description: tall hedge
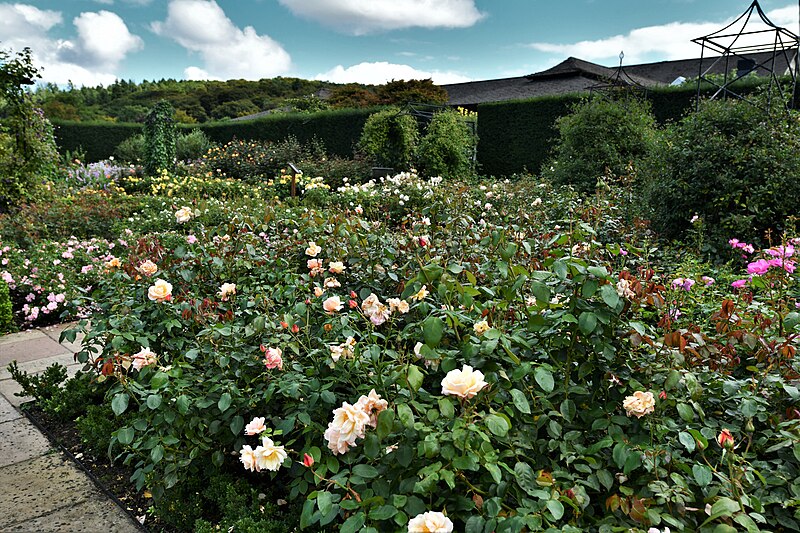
[[476, 82, 768, 176], [53, 107, 381, 162]]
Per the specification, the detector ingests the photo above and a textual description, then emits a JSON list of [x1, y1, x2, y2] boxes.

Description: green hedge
[[476, 82, 769, 177], [53, 107, 381, 162]]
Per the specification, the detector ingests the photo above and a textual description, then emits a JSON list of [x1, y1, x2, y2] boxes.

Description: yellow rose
[[305, 241, 322, 257], [148, 278, 173, 302], [253, 437, 287, 472], [441, 365, 488, 399]]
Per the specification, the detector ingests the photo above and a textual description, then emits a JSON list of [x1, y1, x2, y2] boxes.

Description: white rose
[[441, 365, 488, 399]]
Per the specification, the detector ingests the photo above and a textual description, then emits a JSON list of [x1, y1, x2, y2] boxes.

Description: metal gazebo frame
[[589, 52, 649, 102], [691, 0, 799, 114]]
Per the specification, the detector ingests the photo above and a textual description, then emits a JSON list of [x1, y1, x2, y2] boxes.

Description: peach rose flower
[[137, 260, 158, 276], [131, 347, 157, 371], [441, 365, 488, 399], [473, 320, 490, 336], [240, 445, 257, 471], [356, 389, 388, 427], [148, 279, 173, 302], [324, 401, 370, 455], [323, 295, 343, 313], [623, 391, 655, 418], [328, 261, 346, 274], [244, 416, 267, 436], [407, 511, 454, 533]]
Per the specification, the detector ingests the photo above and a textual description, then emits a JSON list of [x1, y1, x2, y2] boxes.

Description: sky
[[1, 0, 799, 87]]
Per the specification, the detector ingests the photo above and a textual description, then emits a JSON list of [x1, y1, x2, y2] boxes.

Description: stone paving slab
[[0, 453, 96, 526], [0, 334, 71, 365], [3, 494, 141, 533], [0, 352, 80, 382], [0, 393, 22, 424], [0, 329, 46, 346], [0, 417, 53, 468], [41, 322, 85, 354]]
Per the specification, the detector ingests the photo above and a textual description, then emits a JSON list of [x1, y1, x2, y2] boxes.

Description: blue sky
[[1, 0, 798, 86]]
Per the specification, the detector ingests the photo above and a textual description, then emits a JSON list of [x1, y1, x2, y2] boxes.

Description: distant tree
[[329, 84, 381, 109], [377, 79, 448, 106], [211, 99, 260, 120]]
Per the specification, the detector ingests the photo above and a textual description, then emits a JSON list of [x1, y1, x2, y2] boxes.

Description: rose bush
[[48, 170, 800, 532]]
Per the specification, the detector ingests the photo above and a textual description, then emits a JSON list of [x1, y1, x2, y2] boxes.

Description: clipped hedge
[[54, 107, 381, 163], [476, 82, 769, 176]]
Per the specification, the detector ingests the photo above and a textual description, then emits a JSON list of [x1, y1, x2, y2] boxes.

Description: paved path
[[0, 323, 142, 533]]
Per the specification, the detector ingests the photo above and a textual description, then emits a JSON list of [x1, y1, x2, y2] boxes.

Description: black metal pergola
[[589, 52, 649, 102], [692, 0, 799, 114]]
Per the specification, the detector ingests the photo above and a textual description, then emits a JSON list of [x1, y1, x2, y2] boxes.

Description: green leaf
[[679, 431, 696, 452], [485, 414, 510, 437], [485, 463, 502, 483], [369, 505, 397, 520], [150, 444, 164, 463], [300, 500, 315, 529], [146, 394, 162, 410], [553, 261, 568, 280], [397, 403, 415, 427], [406, 364, 424, 392], [510, 389, 531, 414], [340, 512, 365, 533], [176, 395, 190, 414], [664, 369, 681, 390], [546, 499, 565, 520], [422, 316, 444, 346], [560, 399, 576, 422], [438, 398, 455, 418], [149, 371, 169, 389], [352, 464, 379, 479], [534, 366, 554, 393], [117, 427, 134, 445], [218, 392, 232, 413], [711, 497, 740, 517], [676, 402, 694, 422], [111, 393, 129, 416], [693, 464, 712, 487], [578, 312, 598, 335], [230, 416, 244, 436], [465, 515, 486, 533], [317, 491, 333, 516], [514, 462, 537, 495], [599, 283, 620, 308], [376, 409, 395, 439]]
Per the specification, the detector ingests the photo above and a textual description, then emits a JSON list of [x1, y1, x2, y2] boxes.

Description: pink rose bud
[[303, 453, 314, 467]]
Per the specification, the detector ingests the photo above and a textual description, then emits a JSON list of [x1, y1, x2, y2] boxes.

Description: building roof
[[442, 49, 798, 106]]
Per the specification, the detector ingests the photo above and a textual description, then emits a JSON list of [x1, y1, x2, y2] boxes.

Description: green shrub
[[176, 129, 213, 161], [0, 279, 12, 333], [417, 108, 476, 178], [358, 107, 419, 170], [8, 361, 68, 402], [144, 100, 177, 176], [114, 133, 145, 163], [643, 96, 800, 252], [545, 96, 658, 193], [76, 404, 118, 458]]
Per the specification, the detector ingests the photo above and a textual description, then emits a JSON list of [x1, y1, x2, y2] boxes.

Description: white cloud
[[278, 0, 484, 35], [72, 11, 143, 68], [315, 61, 471, 85], [526, 4, 800, 65], [0, 3, 142, 86], [184, 66, 221, 81], [151, 0, 291, 80]]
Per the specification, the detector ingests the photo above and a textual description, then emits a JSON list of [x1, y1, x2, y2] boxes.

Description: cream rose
[[441, 365, 488, 399], [218, 282, 236, 301], [328, 261, 346, 274], [105, 257, 121, 269], [323, 295, 343, 313], [148, 278, 173, 302], [356, 389, 388, 427], [175, 206, 193, 223], [410, 285, 429, 302], [407, 511, 454, 533], [254, 437, 287, 471], [388, 298, 409, 314], [240, 445, 257, 472], [137, 260, 158, 276], [623, 391, 655, 418], [473, 320, 490, 336], [305, 241, 322, 257]]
